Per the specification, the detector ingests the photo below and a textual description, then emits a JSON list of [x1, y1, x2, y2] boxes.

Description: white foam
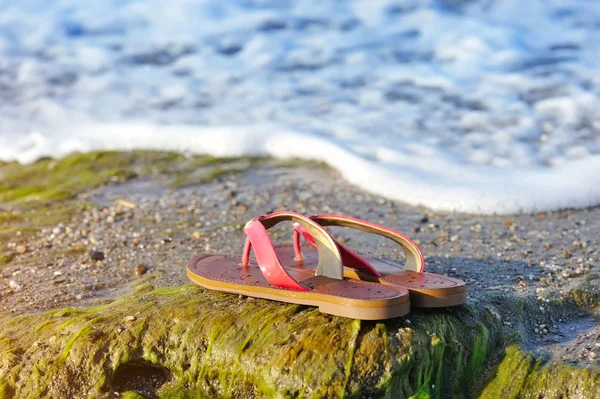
[[0, 0, 599, 214]]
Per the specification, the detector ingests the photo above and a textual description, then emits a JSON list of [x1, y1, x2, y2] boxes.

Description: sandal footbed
[[187, 254, 411, 320], [275, 245, 467, 308]]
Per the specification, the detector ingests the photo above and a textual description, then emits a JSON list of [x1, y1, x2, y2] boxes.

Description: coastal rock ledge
[[1, 285, 599, 399]]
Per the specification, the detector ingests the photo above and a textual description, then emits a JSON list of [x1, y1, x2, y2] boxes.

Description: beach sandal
[[186, 211, 410, 320], [277, 214, 466, 308]]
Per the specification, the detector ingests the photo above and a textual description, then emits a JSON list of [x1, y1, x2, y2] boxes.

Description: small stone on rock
[[191, 231, 203, 240], [470, 224, 482, 233], [90, 251, 105, 261], [135, 264, 148, 276]]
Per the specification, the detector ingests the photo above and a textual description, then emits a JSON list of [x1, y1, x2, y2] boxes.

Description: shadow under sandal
[[186, 211, 410, 320], [281, 214, 466, 308]]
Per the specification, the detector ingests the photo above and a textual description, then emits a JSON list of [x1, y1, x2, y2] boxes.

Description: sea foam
[[0, 0, 599, 214]]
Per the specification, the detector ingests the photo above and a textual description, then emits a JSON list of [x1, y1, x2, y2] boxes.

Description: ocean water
[[0, 0, 599, 214]]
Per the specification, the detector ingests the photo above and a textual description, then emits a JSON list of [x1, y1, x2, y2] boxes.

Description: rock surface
[[0, 151, 599, 398], [1, 286, 599, 398]]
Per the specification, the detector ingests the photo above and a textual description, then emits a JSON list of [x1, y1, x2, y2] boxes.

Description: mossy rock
[[482, 345, 600, 398], [0, 285, 505, 398], [1, 152, 599, 398]]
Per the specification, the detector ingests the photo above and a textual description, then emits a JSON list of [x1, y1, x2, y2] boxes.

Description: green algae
[[586, 273, 600, 282], [0, 286, 504, 399], [0, 152, 137, 204], [0, 152, 140, 257], [167, 165, 245, 189], [0, 253, 14, 267], [2, 283, 600, 398], [0, 151, 240, 261], [376, 307, 503, 399], [272, 157, 329, 169], [121, 392, 148, 399], [568, 286, 600, 309], [480, 345, 600, 398], [166, 157, 265, 188], [0, 151, 327, 252], [0, 151, 193, 210]]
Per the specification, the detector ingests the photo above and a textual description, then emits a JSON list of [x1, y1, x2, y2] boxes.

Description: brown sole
[[405, 289, 467, 308], [276, 246, 467, 308], [343, 268, 467, 308], [187, 255, 410, 320]]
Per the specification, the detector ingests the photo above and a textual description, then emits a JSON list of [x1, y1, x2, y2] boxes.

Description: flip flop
[[277, 214, 466, 308], [186, 211, 411, 320]]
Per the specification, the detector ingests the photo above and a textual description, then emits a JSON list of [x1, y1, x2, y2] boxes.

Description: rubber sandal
[[276, 214, 467, 308], [186, 211, 411, 320]]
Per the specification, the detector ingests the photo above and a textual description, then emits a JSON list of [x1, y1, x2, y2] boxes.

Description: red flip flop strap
[[293, 225, 381, 277], [242, 211, 344, 291], [244, 220, 309, 291]]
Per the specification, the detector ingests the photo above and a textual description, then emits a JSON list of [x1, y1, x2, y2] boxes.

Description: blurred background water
[[0, 0, 599, 213]]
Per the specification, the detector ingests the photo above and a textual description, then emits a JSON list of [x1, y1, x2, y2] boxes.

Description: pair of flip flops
[[187, 211, 466, 320]]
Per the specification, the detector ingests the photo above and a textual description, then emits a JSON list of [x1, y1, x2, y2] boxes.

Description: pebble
[[135, 264, 149, 276], [123, 315, 136, 322], [470, 224, 482, 232], [191, 231, 203, 240], [15, 245, 26, 254], [114, 199, 137, 209], [8, 280, 20, 290], [89, 251, 105, 261]]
